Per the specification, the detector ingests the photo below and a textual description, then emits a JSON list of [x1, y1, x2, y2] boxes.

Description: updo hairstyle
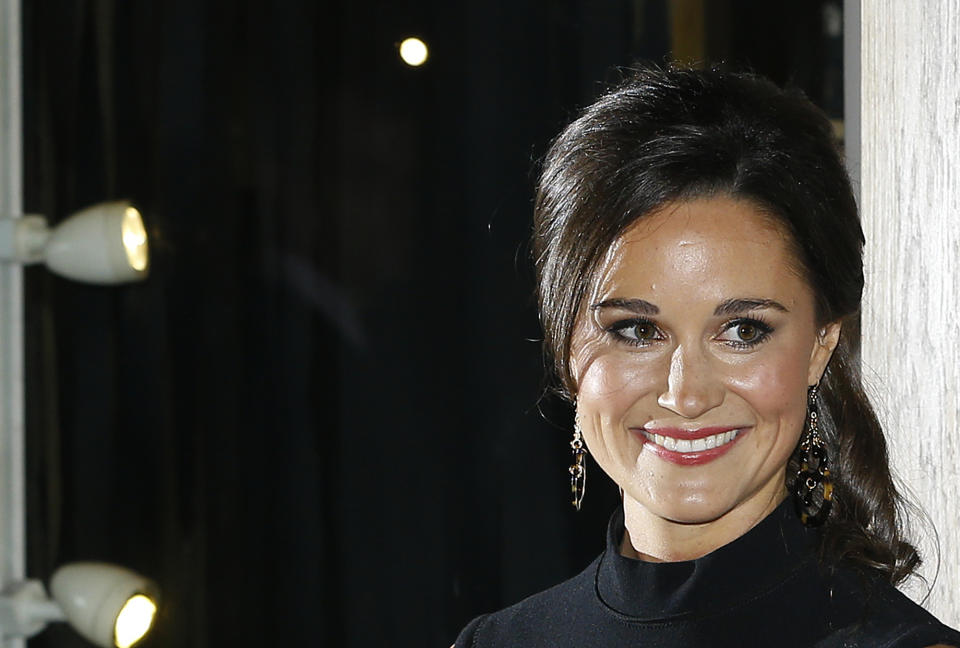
[[533, 66, 918, 583]]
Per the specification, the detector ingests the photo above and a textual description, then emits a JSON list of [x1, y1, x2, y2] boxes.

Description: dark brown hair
[[533, 65, 919, 583]]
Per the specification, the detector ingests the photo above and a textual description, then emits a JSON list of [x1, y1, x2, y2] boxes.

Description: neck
[[620, 489, 788, 562]]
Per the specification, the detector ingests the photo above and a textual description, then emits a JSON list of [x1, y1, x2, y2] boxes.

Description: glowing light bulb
[[399, 37, 428, 66], [114, 594, 157, 648], [121, 207, 149, 272]]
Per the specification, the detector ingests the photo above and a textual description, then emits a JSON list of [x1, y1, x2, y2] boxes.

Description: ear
[[807, 320, 842, 386]]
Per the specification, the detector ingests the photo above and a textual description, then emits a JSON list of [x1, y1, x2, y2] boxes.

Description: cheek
[[575, 351, 664, 416], [727, 348, 811, 423]]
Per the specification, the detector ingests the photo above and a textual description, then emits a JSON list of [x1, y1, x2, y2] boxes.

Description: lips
[[633, 426, 749, 466]]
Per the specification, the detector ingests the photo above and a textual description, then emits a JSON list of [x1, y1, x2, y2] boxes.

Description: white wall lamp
[[0, 562, 159, 647], [0, 200, 149, 284]]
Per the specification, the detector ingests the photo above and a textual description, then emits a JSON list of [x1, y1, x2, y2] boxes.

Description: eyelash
[[605, 318, 664, 348], [719, 317, 774, 349], [604, 316, 775, 349]]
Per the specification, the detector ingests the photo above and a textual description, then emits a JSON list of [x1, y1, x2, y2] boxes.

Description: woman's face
[[570, 195, 840, 526]]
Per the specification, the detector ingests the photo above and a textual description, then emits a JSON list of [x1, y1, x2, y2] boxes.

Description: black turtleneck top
[[454, 501, 960, 647]]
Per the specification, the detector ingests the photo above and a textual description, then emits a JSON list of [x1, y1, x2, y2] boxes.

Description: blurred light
[[0, 200, 150, 284], [121, 206, 149, 271], [51, 562, 160, 648], [114, 594, 157, 648], [399, 37, 428, 66], [0, 563, 159, 647]]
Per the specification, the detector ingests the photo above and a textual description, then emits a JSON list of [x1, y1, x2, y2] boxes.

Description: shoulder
[[452, 556, 600, 648], [817, 567, 960, 648]]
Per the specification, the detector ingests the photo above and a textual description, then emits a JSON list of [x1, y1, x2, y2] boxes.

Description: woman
[[453, 67, 960, 647]]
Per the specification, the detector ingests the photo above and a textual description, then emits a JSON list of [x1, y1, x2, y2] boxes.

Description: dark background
[[20, 1, 843, 646]]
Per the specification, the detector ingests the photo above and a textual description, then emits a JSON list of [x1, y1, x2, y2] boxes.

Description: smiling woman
[[452, 67, 960, 647], [572, 197, 840, 562]]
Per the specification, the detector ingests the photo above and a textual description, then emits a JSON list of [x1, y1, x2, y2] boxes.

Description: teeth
[[644, 429, 740, 453]]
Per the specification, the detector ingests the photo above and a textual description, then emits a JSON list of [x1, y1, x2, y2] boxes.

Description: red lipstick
[[633, 426, 749, 466]]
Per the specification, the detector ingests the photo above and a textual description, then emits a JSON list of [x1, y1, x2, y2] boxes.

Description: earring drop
[[569, 420, 587, 511], [794, 384, 833, 526]]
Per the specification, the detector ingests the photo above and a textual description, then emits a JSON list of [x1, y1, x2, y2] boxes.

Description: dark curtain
[[20, 1, 840, 647]]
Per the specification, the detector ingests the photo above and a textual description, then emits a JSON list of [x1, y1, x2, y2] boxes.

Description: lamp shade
[[50, 563, 158, 648], [44, 201, 149, 284]]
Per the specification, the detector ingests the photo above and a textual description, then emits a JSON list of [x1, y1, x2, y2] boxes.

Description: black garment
[[455, 501, 960, 647]]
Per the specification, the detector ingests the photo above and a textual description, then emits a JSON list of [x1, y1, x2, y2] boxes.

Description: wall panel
[[858, 0, 960, 625]]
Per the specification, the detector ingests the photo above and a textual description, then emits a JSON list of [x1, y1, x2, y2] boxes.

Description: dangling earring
[[794, 384, 833, 526], [569, 418, 587, 511]]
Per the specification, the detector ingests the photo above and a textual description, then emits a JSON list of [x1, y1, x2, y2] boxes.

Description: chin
[[629, 487, 741, 526], [662, 502, 734, 526]]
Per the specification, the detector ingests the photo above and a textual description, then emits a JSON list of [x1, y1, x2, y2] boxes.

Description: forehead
[[595, 196, 811, 308]]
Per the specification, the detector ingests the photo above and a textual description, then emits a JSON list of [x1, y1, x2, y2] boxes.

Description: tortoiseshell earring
[[794, 384, 833, 526]]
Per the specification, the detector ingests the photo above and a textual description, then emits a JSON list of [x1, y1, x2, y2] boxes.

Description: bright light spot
[[114, 594, 157, 648], [121, 206, 149, 272], [399, 37, 428, 66]]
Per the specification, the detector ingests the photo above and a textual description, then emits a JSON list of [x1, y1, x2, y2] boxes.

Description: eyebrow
[[589, 298, 659, 315], [589, 297, 788, 317], [713, 298, 789, 316]]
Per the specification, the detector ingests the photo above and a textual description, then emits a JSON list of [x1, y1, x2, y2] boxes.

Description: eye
[[716, 317, 773, 348], [629, 322, 659, 341], [607, 319, 664, 346], [734, 323, 759, 341]]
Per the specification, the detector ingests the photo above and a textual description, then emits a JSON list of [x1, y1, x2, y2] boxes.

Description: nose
[[657, 344, 724, 418]]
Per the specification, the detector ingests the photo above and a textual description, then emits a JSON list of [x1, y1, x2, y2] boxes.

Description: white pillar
[[0, 0, 27, 646], [855, 0, 960, 625]]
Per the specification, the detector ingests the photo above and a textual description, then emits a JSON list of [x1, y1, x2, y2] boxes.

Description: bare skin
[[570, 196, 840, 561]]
